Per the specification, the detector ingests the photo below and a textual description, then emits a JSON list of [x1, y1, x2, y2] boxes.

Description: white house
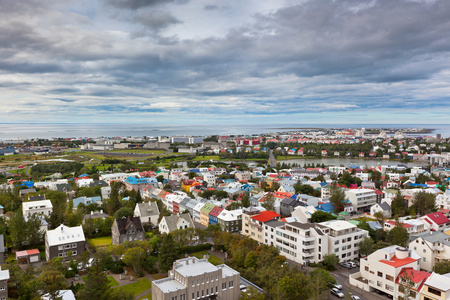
[[159, 213, 194, 235], [22, 200, 53, 217], [134, 202, 160, 225]]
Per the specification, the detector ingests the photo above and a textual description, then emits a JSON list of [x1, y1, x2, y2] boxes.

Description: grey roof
[[136, 201, 160, 218], [264, 220, 285, 228], [280, 197, 296, 206], [0, 235, 4, 253], [368, 221, 383, 231], [411, 231, 450, 246], [379, 202, 391, 211], [161, 213, 194, 232]]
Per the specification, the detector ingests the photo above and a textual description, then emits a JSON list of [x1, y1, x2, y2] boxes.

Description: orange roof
[[27, 249, 40, 255], [381, 256, 417, 268], [251, 211, 280, 223]]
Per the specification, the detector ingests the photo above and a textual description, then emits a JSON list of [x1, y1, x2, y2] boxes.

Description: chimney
[[186, 260, 189, 265]]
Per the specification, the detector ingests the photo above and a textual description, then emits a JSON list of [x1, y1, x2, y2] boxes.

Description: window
[[386, 275, 394, 281], [222, 283, 227, 289], [72, 251, 77, 256], [424, 257, 426, 262], [192, 293, 194, 300], [229, 281, 234, 288], [0, 287, 4, 291], [378, 271, 383, 277], [58, 253, 63, 257], [201, 290, 204, 297], [423, 249, 426, 253], [58, 246, 63, 250], [377, 281, 382, 287], [428, 287, 442, 296], [197, 291, 199, 298], [206, 289, 208, 295], [72, 243, 77, 248], [386, 284, 394, 292], [365, 266, 369, 272], [216, 286, 218, 293]]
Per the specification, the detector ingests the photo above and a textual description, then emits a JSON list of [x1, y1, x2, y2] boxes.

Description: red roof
[[381, 256, 417, 268], [439, 209, 450, 214], [27, 249, 40, 255], [209, 207, 224, 217], [396, 268, 431, 292], [386, 220, 413, 229], [424, 212, 450, 225], [251, 211, 280, 223]]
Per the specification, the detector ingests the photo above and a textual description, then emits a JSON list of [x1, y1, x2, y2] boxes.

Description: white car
[[351, 296, 361, 300], [333, 283, 343, 290], [331, 288, 344, 298], [86, 258, 94, 268]]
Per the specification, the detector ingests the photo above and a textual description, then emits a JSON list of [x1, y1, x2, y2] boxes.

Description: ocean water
[[0, 123, 449, 140]]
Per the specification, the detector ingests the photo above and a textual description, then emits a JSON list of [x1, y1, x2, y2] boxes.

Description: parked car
[[351, 295, 361, 300], [348, 261, 356, 268], [331, 288, 344, 298], [86, 258, 94, 268], [340, 262, 352, 269], [329, 283, 342, 290]]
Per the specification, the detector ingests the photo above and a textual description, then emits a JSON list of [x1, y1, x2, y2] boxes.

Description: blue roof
[[319, 182, 328, 187], [73, 196, 102, 207], [79, 174, 89, 177], [147, 177, 158, 183], [24, 181, 34, 188], [122, 196, 131, 201], [125, 176, 148, 185], [190, 169, 200, 173], [407, 183, 427, 188], [316, 202, 334, 213]]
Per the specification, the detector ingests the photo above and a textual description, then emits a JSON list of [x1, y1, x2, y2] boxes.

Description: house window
[[229, 281, 234, 288], [72, 251, 77, 256], [58, 253, 63, 257], [378, 271, 383, 277], [58, 246, 63, 250], [72, 243, 77, 248], [365, 266, 369, 272], [386, 275, 394, 281], [0, 287, 4, 291], [222, 283, 227, 289], [428, 287, 442, 296]]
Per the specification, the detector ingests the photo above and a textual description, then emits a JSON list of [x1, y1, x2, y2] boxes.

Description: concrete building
[[111, 217, 144, 245], [319, 220, 369, 262], [409, 231, 450, 272], [22, 200, 53, 217], [45, 225, 85, 261], [242, 208, 280, 244], [152, 257, 240, 300], [346, 189, 377, 212], [134, 202, 160, 225], [159, 214, 194, 235], [217, 209, 242, 233], [420, 272, 450, 300]]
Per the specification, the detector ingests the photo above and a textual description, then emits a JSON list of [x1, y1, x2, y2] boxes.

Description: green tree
[[388, 224, 409, 247], [276, 272, 312, 300], [77, 263, 111, 300], [106, 181, 122, 215], [241, 192, 251, 208], [309, 268, 336, 300], [37, 268, 67, 300], [329, 187, 346, 213], [358, 237, 375, 256], [434, 259, 450, 274], [158, 234, 179, 272], [412, 191, 436, 215], [240, 286, 265, 300], [262, 193, 275, 211], [122, 247, 146, 276], [8, 211, 27, 249], [113, 207, 134, 219], [398, 269, 417, 300], [311, 211, 337, 223], [391, 192, 407, 217], [322, 254, 339, 271]]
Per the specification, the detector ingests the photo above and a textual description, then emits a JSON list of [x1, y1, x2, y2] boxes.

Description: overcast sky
[[1, 0, 449, 125]]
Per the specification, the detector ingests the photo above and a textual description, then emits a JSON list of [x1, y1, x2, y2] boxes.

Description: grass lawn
[[82, 275, 119, 287], [115, 278, 152, 296], [192, 155, 220, 161], [190, 251, 223, 265], [111, 149, 167, 155], [87, 236, 112, 248], [138, 292, 152, 300]]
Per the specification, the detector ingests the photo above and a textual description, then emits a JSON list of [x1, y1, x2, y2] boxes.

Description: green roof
[[347, 220, 360, 225], [200, 203, 216, 213], [339, 211, 350, 216]]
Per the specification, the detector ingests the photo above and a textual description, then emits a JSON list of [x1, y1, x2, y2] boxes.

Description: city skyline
[[1, 0, 450, 124]]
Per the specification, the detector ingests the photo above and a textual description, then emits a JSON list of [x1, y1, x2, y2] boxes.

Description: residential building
[[201, 173, 216, 187], [370, 202, 392, 218], [346, 189, 377, 212], [421, 212, 450, 232], [268, 222, 329, 265], [319, 220, 369, 262], [291, 205, 317, 224], [356, 246, 423, 298], [409, 231, 450, 272], [111, 217, 144, 245], [279, 198, 306, 217], [235, 171, 251, 181], [242, 208, 280, 244], [200, 203, 216, 226], [134, 202, 160, 225], [22, 200, 53, 217], [72, 196, 102, 209], [217, 209, 242, 232], [159, 213, 194, 235], [45, 225, 85, 261], [419, 272, 450, 300], [209, 206, 224, 225], [193, 202, 206, 223], [124, 176, 149, 191], [152, 257, 240, 300], [0, 235, 4, 264], [384, 221, 415, 235], [0, 267, 9, 300]]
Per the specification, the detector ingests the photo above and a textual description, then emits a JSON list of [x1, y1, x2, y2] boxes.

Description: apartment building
[[22, 200, 53, 217], [419, 272, 450, 300], [421, 212, 450, 232], [346, 189, 377, 212], [217, 209, 242, 232], [152, 257, 240, 300], [45, 224, 85, 261], [358, 246, 423, 298], [242, 208, 280, 244], [319, 220, 369, 262], [409, 231, 450, 272], [267, 221, 329, 265]]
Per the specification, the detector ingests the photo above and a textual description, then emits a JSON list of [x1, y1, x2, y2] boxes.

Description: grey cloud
[[204, 5, 218, 10], [106, 0, 188, 10], [132, 10, 181, 30]]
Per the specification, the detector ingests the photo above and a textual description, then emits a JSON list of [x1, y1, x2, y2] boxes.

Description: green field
[[138, 292, 152, 300], [115, 278, 152, 296], [190, 251, 223, 265], [87, 236, 112, 248], [82, 275, 119, 287]]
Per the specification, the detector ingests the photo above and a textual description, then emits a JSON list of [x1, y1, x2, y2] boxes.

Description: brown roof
[[115, 217, 144, 235]]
